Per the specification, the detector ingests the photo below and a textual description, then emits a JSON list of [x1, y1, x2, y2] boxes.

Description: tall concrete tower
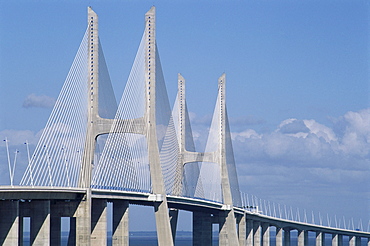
[[176, 73, 240, 245]]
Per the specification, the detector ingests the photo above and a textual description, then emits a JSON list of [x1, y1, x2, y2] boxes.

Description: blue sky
[[0, 1, 369, 231]]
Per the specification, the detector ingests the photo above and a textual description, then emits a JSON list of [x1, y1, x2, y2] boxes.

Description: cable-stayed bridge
[[0, 6, 369, 246]]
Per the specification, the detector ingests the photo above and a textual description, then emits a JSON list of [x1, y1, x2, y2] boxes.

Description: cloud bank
[[231, 108, 370, 169], [22, 93, 55, 108], [192, 108, 370, 223]]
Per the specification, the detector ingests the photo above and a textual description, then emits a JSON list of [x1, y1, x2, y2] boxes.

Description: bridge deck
[[0, 186, 368, 238]]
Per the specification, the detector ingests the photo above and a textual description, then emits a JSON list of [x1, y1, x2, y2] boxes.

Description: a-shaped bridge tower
[[173, 74, 242, 245]]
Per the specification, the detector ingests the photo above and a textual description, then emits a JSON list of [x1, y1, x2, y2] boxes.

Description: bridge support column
[[0, 200, 19, 245], [219, 210, 239, 246], [253, 221, 261, 246], [237, 213, 246, 246], [284, 229, 290, 246], [316, 231, 325, 246], [30, 200, 50, 245], [50, 213, 61, 246], [262, 222, 270, 246], [193, 211, 212, 246], [349, 236, 361, 246], [169, 208, 179, 243], [298, 230, 308, 246], [68, 217, 76, 246], [112, 200, 129, 246], [246, 219, 253, 246], [75, 193, 91, 245], [355, 237, 361, 246], [332, 234, 343, 246], [19, 215, 24, 246], [153, 201, 174, 246], [91, 199, 107, 246], [276, 227, 283, 246], [349, 236, 355, 246]]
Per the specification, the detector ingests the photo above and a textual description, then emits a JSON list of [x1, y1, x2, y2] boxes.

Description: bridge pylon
[[143, 6, 175, 246], [82, 6, 174, 245], [77, 7, 118, 245], [176, 73, 240, 245], [217, 74, 240, 246]]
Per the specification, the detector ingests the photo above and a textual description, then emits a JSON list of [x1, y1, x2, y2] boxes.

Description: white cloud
[[228, 111, 370, 165], [276, 118, 336, 142], [231, 129, 261, 141], [278, 118, 308, 134], [304, 119, 337, 142], [190, 108, 370, 223], [338, 109, 370, 156], [22, 93, 55, 108]]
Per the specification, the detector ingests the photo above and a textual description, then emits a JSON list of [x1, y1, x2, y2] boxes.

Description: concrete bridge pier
[[193, 211, 213, 246], [169, 208, 179, 242], [237, 213, 247, 245], [298, 230, 309, 246], [91, 199, 107, 245], [262, 222, 270, 246], [349, 235, 362, 246], [284, 228, 291, 246], [50, 210, 61, 246], [75, 193, 92, 245], [316, 231, 325, 246], [246, 219, 254, 246], [355, 236, 362, 246], [30, 200, 50, 245], [253, 221, 261, 246], [19, 213, 23, 246], [68, 217, 77, 246], [0, 200, 19, 245], [276, 227, 283, 246], [219, 210, 239, 245], [112, 200, 129, 246], [332, 233, 343, 246], [349, 235, 355, 246]]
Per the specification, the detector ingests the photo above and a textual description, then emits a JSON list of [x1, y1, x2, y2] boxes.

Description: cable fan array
[[201, 91, 223, 202], [155, 49, 180, 195], [92, 33, 151, 192], [20, 28, 89, 187]]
